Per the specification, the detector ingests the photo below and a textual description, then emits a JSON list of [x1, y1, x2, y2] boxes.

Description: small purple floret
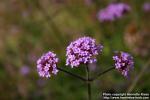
[[113, 51, 134, 77], [97, 3, 131, 22], [66, 37, 103, 68], [37, 51, 59, 78]]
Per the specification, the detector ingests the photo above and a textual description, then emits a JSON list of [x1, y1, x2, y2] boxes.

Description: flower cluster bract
[[66, 37, 103, 68], [37, 51, 59, 78], [97, 3, 130, 22], [113, 51, 134, 77]]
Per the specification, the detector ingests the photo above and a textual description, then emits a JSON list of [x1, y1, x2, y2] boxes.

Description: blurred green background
[[0, 0, 149, 100]]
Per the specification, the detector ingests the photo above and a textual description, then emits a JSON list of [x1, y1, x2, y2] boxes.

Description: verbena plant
[[36, 37, 134, 100]]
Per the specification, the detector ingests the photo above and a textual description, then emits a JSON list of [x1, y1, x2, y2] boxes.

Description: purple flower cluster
[[36, 36, 134, 79], [143, 2, 150, 12], [97, 3, 131, 22], [66, 37, 103, 68], [113, 51, 134, 77], [37, 51, 59, 78]]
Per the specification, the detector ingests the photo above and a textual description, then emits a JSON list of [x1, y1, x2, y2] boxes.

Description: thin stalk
[[86, 65, 91, 100], [35, 1, 65, 43], [57, 67, 87, 81], [25, 0, 65, 44], [127, 59, 150, 92], [91, 66, 114, 81]]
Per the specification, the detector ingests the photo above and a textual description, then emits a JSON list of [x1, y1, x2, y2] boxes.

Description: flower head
[[97, 3, 131, 22], [37, 51, 59, 78], [66, 37, 103, 68], [143, 2, 150, 12], [113, 51, 134, 77]]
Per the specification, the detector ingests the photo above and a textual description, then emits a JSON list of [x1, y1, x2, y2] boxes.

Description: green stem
[[25, 0, 65, 44], [91, 66, 114, 81], [86, 65, 91, 100], [127, 60, 150, 92], [57, 67, 87, 81]]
